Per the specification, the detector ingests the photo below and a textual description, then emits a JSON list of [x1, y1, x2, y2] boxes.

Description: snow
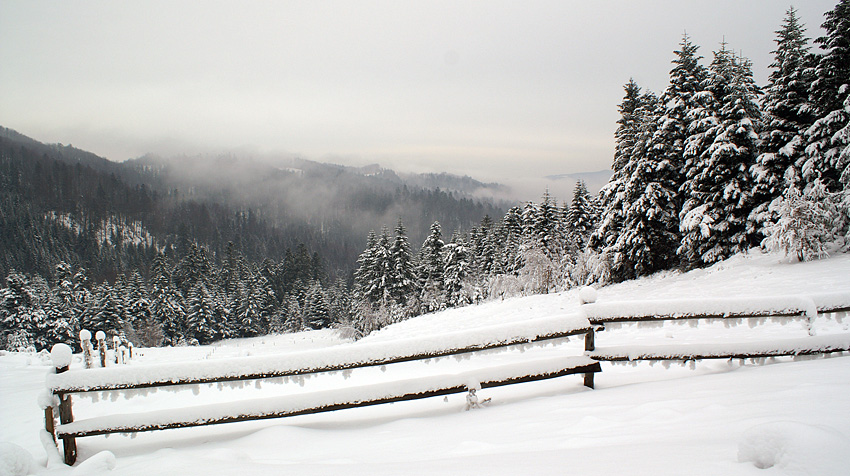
[[2, 249, 850, 475], [581, 292, 850, 323], [49, 344, 73, 369], [0, 442, 34, 476], [590, 334, 850, 361], [737, 421, 850, 474], [56, 356, 597, 437], [49, 314, 589, 393], [578, 286, 598, 304]]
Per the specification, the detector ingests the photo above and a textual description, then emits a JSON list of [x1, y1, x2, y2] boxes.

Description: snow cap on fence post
[[50, 344, 73, 371], [579, 286, 598, 305]]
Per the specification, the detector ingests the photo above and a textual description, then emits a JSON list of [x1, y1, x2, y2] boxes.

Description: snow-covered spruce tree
[[388, 220, 417, 310], [416, 221, 446, 313], [591, 79, 644, 262], [185, 282, 217, 345], [803, 0, 850, 193], [590, 79, 645, 280], [566, 180, 597, 249], [615, 89, 683, 279], [149, 253, 186, 346], [353, 230, 381, 305], [679, 44, 762, 267], [762, 180, 832, 261], [304, 281, 331, 330], [0, 272, 43, 350], [86, 283, 125, 338], [751, 7, 817, 233], [443, 232, 472, 307]]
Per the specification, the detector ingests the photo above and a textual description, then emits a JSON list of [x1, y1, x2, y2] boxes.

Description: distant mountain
[[0, 127, 507, 281]]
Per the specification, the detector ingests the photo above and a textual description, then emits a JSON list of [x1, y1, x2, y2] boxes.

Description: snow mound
[[71, 451, 116, 475], [579, 286, 597, 304], [738, 421, 850, 474], [0, 442, 34, 476]]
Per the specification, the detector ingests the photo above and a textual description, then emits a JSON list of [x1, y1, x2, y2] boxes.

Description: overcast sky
[[0, 0, 838, 200]]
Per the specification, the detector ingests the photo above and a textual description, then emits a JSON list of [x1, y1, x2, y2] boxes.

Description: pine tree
[[417, 221, 446, 313], [566, 180, 597, 248], [88, 283, 125, 337], [752, 8, 817, 237], [614, 89, 682, 279], [353, 230, 380, 305], [149, 253, 185, 346], [388, 220, 416, 308], [803, 0, 850, 193], [680, 44, 762, 267], [304, 281, 331, 329], [0, 272, 43, 350], [186, 282, 216, 345], [443, 233, 471, 307]]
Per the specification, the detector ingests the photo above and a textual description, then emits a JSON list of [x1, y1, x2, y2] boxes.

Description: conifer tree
[[186, 282, 216, 345], [417, 221, 446, 313], [592, 79, 644, 260], [443, 233, 471, 307], [149, 253, 185, 346], [680, 44, 762, 266], [566, 180, 597, 248], [752, 7, 816, 228], [803, 0, 850, 193], [388, 220, 416, 308], [615, 90, 682, 278]]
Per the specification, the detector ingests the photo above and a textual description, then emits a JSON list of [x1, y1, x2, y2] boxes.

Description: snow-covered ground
[[2, 250, 849, 475]]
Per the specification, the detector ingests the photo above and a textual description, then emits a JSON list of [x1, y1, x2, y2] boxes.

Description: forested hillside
[[1, 2, 847, 354]]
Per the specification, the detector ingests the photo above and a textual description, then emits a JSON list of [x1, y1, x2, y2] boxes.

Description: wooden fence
[[45, 316, 599, 465], [43, 292, 850, 466], [581, 294, 850, 362]]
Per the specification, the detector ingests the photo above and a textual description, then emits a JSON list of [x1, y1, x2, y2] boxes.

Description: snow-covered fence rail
[[45, 314, 600, 465], [581, 292, 850, 325], [580, 291, 850, 362]]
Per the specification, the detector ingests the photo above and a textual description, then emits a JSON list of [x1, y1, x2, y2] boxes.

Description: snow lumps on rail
[[580, 291, 850, 323], [590, 333, 850, 362], [55, 355, 598, 437], [48, 313, 590, 393]]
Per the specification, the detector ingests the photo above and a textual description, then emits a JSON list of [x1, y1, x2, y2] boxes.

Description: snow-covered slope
[[1, 250, 849, 475]]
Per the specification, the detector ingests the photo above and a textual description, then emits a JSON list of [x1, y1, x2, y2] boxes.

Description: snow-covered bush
[[761, 181, 832, 261]]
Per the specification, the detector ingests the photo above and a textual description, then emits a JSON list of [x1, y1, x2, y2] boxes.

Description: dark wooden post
[[50, 344, 77, 465], [579, 286, 598, 389], [583, 328, 595, 389], [113, 336, 120, 365], [80, 329, 93, 369], [96, 331, 107, 368]]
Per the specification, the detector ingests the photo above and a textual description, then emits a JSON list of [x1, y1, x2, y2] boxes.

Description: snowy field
[[2, 250, 849, 475]]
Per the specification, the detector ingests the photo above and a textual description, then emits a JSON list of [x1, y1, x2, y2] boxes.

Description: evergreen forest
[[2, 3, 848, 351]]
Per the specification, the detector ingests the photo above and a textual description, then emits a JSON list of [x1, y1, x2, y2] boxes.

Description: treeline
[[0, 241, 343, 351], [591, 5, 848, 281]]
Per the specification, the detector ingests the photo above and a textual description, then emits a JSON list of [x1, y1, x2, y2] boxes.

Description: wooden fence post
[[113, 336, 120, 365], [96, 331, 107, 368], [50, 344, 77, 465], [580, 286, 598, 389], [79, 329, 93, 370]]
